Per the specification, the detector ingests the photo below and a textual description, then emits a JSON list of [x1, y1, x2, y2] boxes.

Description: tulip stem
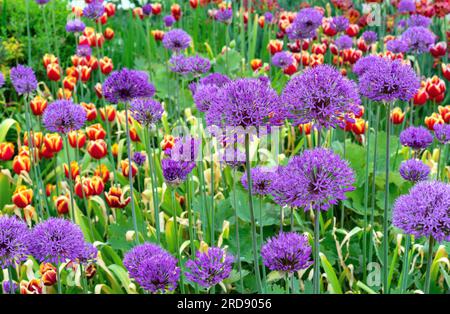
[[245, 133, 263, 294], [124, 103, 140, 245]]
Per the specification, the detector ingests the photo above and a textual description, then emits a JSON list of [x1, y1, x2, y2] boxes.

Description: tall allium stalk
[[170, 187, 185, 293], [232, 167, 244, 291], [362, 101, 372, 280], [63, 135, 76, 222]]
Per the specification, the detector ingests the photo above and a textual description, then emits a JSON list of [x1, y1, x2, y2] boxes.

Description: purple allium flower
[[400, 126, 433, 150], [357, 57, 419, 102], [407, 14, 431, 28], [272, 148, 355, 211], [143, 4, 153, 16], [189, 55, 211, 75], [162, 29, 192, 52], [386, 38, 409, 53], [78, 243, 98, 265], [65, 19, 86, 33], [401, 26, 436, 54], [393, 181, 450, 242], [169, 136, 200, 162], [286, 8, 323, 40], [132, 152, 147, 167], [163, 15, 176, 27], [103, 68, 155, 104], [433, 123, 450, 144], [399, 159, 430, 183], [282, 64, 360, 129], [398, 0, 416, 13], [190, 73, 231, 95], [161, 159, 195, 186], [31, 218, 86, 264], [82, 0, 105, 20], [221, 147, 246, 168], [362, 31, 378, 45], [0, 217, 30, 268], [124, 243, 180, 293], [129, 98, 163, 126], [215, 8, 233, 24], [35, 0, 50, 4], [264, 12, 274, 23], [42, 100, 87, 134], [332, 16, 349, 33], [206, 78, 284, 128], [2, 280, 18, 294], [241, 167, 276, 196], [335, 34, 353, 50], [261, 232, 312, 273], [193, 84, 221, 112], [185, 247, 233, 288], [10, 64, 37, 95], [353, 55, 387, 76], [271, 51, 294, 69], [0, 72, 4, 88], [169, 54, 192, 75], [76, 44, 92, 57]]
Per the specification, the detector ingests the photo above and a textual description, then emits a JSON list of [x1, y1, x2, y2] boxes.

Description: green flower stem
[[362, 101, 372, 280], [63, 135, 76, 223], [171, 188, 185, 294], [8, 266, 14, 294], [210, 148, 215, 246], [25, 0, 32, 65], [144, 128, 160, 243], [124, 103, 140, 245], [424, 236, 435, 294], [185, 174, 199, 294], [259, 197, 267, 293], [232, 168, 244, 292], [57, 262, 62, 294], [382, 102, 392, 294], [245, 133, 263, 294], [400, 235, 411, 293], [313, 207, 321, 294]]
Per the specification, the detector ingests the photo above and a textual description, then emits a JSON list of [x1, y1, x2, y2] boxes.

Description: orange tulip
[[100, 56, 113, 75], [94, 164, 110, 183], [63, 76, 77, 91], [100, 105, 116, 122], [40, 263, 57, 286], [104, 27, 115, 40], [121, 159, 138, 178], [54, 194, 69, 215], [438, 105, 450, 123], [0, 142, 15, 161], [12, 155, 31, 174], [105, 186, 130, 208], [30, 95, 48, 116], [171, 4, 182, 21], [81, 102, 98, 121], [12, 186, 33, 208], [267, 40, 283, 55], [424, 113, 444, 130], [68, 130, 87, 148], [250, 59, 263, 71], [64, 161, 80, 179], [86, 123, 106, 140], [151, 30, 165, 41], [87, 139, 108, 159], [43, 133, 63, 153], [390, 107, 405, 125]]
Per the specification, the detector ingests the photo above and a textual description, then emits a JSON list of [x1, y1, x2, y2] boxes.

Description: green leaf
[[320, 252, 343, 294]]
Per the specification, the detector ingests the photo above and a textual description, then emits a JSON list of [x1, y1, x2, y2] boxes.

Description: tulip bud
[[267, 40, 283, 55], [152, 3, 162, 15], [298, 123, 312, 135], [87, 139, 108, 159], [63, 76, 77, 91], [99, 106, 116, 122], [105, 186, 131, 208], [189, 0, 198, 9], [46, 63, 61, 81], [68, 130, 86, 148], [104, 27, 115, 40], [151, 30, 165, 41], [86, 123, 106, 140], [132, 7, 144, 20], [250, 59, 263, 71], [121, 159, 138, 178], [40, 263, 57, 286], [100, 56, 113, 75], [64, 161, 80, 179], [12, 186, 33, 208], [54, 194, 69, 215], [390, 107, 405, 125], [12, 155, 31, 174], [0, 142, 14, 161], [94, 164, 110, 183], [171, 4, 182, 21], [30, 95, 48, 116], [81, 102, 98, 121], [104, 2, 116, 17]]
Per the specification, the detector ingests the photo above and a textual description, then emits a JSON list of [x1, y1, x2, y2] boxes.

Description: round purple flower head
[[357, 57, 419, 102], [42, 100, 87, 134], [393, 181, 450, 242], [161, 159, 195, 186], [215, 7, 233, 24], [0, 217, 30, 268], [241, 167, 276, 196], [433, 123, 450, 144], [35, 0, 50, 4], [162, 29, 192, 52], [272, 148, 355, 211], [401, 26, 436, 54], [31, 218, 86, 264], [190, 73, 231, 95], [10, 64, 37, 95], [76, 44, 92, 57], [207, 78, 284, 128], [169, 136, 200, 162], [193, 84, 221, 112], [282, 64, 360, 129], [335, 34, 353, 50], [400, 126, 433, 150], [124, 243, 180, 293], [261, 232, 312, 273], [130, 98, 163, 126], [264, 12, 274, 24], [398, 0, 416, 13], [103, 68, 155, 104], [0, 72, 5, 88], [189, 55, 211, 75], [78, 242, 98, 265], [66, 19, 86, 33], [399, 159, 430, 183], [272, 51, 294, 69], [407, 15, 431, 28], [386, 38, 409, 53], [332, 16, 349, 33], [83, 0, 105, 19], [169, 54, 191, 75], [185, 247, 233, 288], [143, 4, 153, 16], [132, 152, 147, 167], [353, 55, 387, 76], [164, 15, 176, 28], [362, 31, 378, 45], [286, 8, 323, 40]]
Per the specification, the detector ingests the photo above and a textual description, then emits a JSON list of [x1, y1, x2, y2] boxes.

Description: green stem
[[233, 168, 244, 292], [186, 174, 199, 293], [382, 102, 392, 294], [259, 197, 266, 293], [8, 266, 14, 294], [362, 101, 372, 280], [245, 133, 263, 293], [145, 128, 160, 243], [63, 135, 76, 223], [400, 235, 411, 293], [210, 148, 215, 246], [313, 207, 321, 294], [25, 0, 32, 65], [424, 236, 435, 294], [57, 262, 62, 294], [171, 188, 185, 294]]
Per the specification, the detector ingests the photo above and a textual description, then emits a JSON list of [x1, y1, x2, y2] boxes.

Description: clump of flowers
[[286, 8, 323, 40], [241, 167, 276, 196], [400, 126, 433, 151], [103, 69, 155, 104], [0, 216, 31, 268], [185, 247, 233, 289], [129, 98, 163, 126], [42, 100, 87, 134], [162, 29, 192, 52], [261, 232, 313, 273], [10, 64, 38, 95], [399, 159, 430, 183]]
